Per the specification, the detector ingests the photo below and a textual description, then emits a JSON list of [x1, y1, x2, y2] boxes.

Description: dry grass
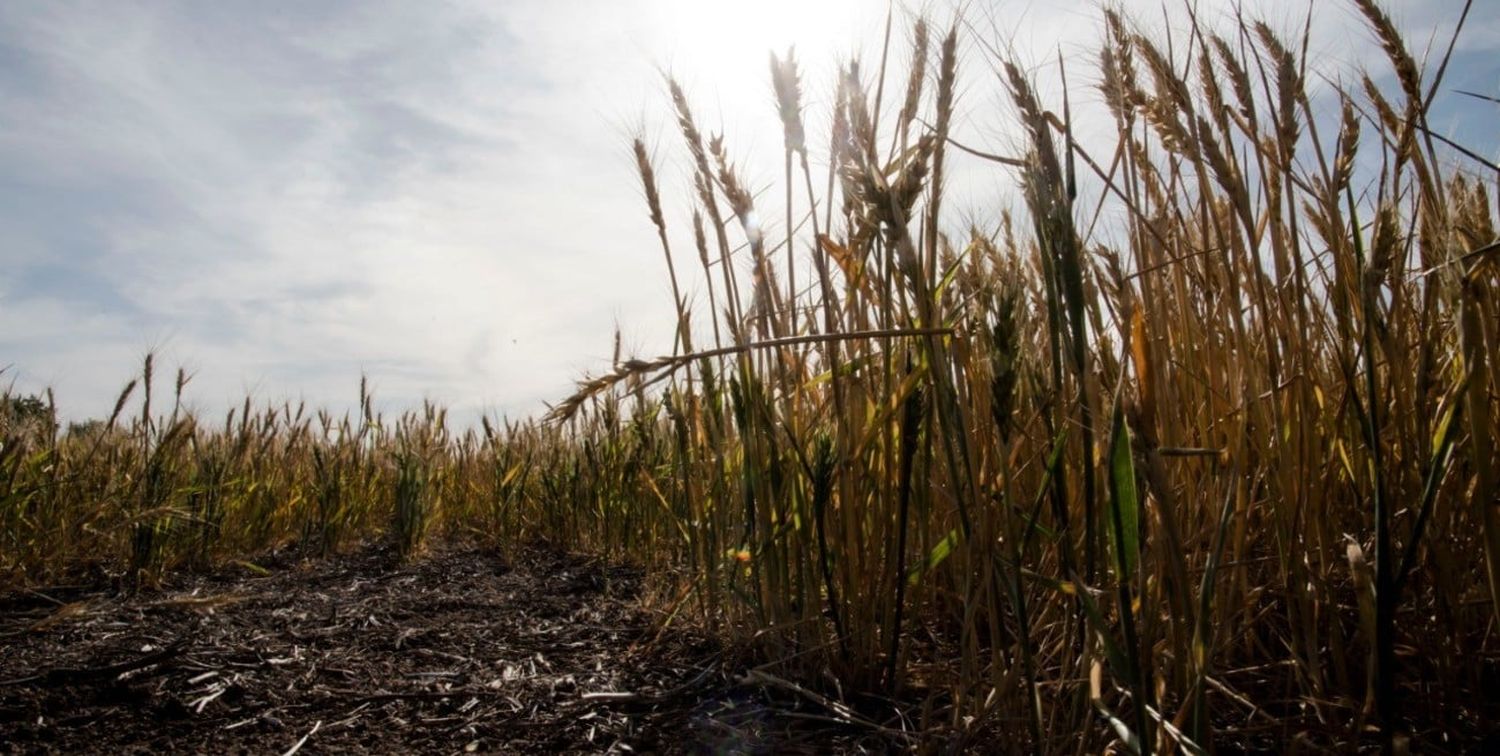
[[2, 1, 1497, 751]]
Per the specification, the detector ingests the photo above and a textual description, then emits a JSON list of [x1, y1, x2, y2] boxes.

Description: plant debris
[[0, 543, 893, 754]]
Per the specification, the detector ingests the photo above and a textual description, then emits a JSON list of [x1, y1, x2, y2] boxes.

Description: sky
[[1, 0, 1495, 425]]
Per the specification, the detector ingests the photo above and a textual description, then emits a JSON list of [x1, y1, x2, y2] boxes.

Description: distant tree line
[[2, 393, 104, 440]]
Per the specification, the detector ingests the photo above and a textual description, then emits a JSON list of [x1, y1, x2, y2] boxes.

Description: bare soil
[[0, 543, 885, 754]]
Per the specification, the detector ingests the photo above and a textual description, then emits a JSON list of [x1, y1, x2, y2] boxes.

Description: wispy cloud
[[0, 0, 1491, 423], [0, 1, 674, 420]]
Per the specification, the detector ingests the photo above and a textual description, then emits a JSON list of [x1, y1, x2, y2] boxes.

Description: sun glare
[[652, 0, 876, 120]]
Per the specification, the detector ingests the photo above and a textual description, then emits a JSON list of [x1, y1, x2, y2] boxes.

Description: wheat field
[[3, 1, 1498, 751]]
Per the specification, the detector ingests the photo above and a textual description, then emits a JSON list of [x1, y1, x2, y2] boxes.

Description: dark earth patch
[[0, 544, 892, 754]]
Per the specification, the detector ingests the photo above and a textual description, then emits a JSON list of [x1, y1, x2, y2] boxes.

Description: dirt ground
[[0, 543, 892, 754]]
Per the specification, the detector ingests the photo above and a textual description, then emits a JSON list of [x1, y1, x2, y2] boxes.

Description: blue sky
[[1, 1, 1494, 423]]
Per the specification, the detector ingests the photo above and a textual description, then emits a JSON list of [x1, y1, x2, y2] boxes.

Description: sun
[[648, 0, 882, 123]]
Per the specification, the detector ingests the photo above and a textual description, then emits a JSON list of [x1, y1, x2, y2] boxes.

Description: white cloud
[[0, 0, 1489, 423]]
